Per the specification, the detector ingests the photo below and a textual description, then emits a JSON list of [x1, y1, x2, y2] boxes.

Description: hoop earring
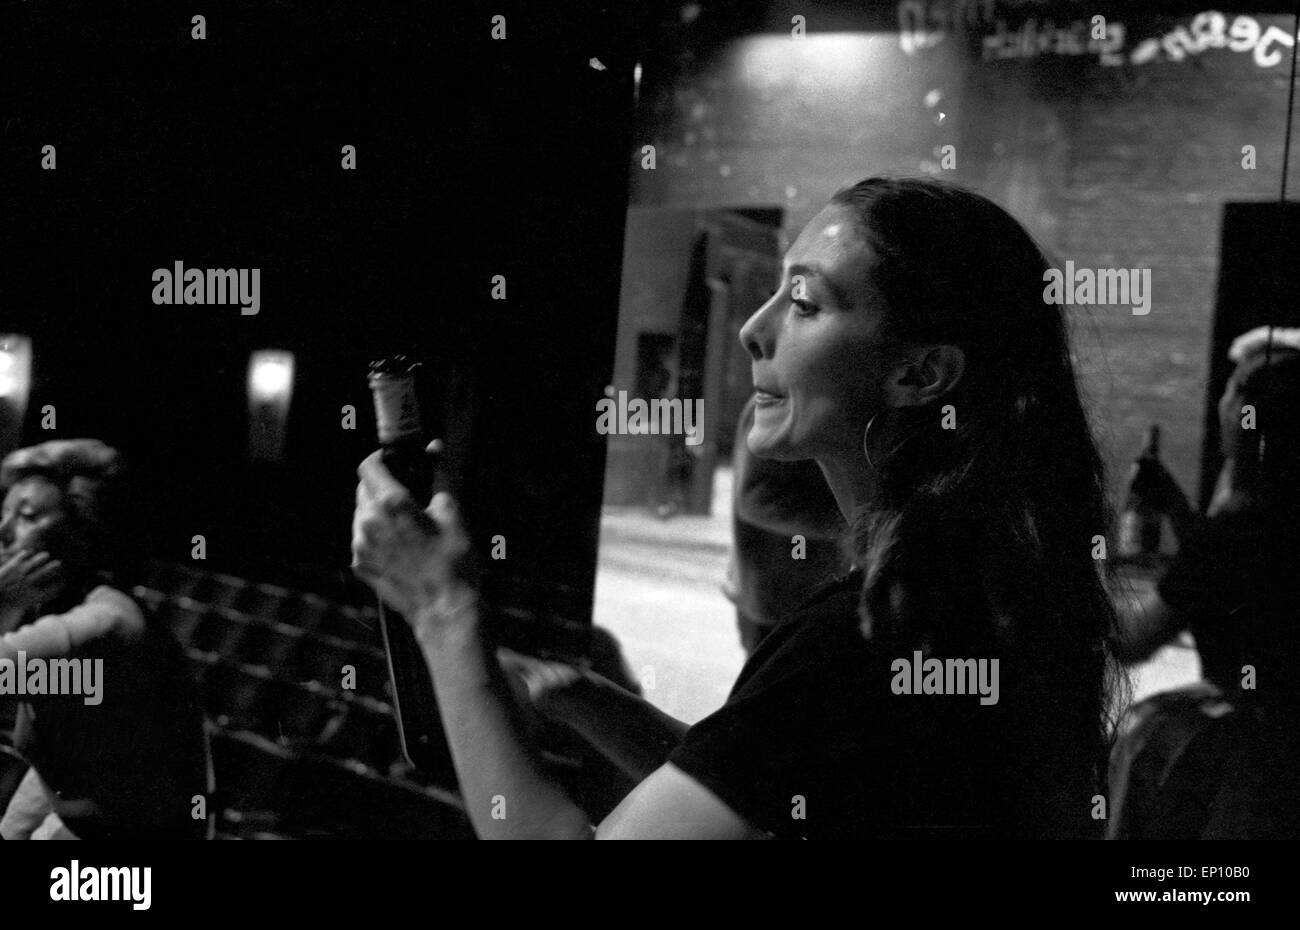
[[863, 413, 884, 471]]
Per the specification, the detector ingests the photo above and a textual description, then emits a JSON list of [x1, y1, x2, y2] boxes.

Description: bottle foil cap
[[369, 371, 422, 445]]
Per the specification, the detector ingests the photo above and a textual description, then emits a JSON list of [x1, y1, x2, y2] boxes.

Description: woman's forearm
[[415, 592, 594, 840], [1, 614, 73, 663], [550, 680, 690, 782], [1, 591, 140, 663]]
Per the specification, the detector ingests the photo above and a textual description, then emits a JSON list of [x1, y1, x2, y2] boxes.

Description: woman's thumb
[[428, 491, 460, 526]]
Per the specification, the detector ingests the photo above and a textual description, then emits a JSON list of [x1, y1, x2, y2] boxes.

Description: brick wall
[[627, 15, 1300, 506]]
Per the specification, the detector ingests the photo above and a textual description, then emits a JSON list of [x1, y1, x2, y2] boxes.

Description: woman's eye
[[791, 299, 817, 317]]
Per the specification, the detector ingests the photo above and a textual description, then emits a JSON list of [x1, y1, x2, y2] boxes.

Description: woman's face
[[0, 476, 74, 564], [1218, 372, 1244, 459], [739, 204, 894, 462]]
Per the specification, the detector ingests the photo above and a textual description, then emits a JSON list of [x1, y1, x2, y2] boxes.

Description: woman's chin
[[747, 429, 797, 462]]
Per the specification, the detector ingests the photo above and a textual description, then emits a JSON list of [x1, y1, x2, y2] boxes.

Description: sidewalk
[[593, 468, 743, 724]]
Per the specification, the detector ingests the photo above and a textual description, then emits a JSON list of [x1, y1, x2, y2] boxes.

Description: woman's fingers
[[0, 550, 50, 581], [497, 646, 537, 671], [0, 551, 62, 609], [351, 450, 476, 621], [21, 551, 51, 571], [504, 653, 581, 694], [427, 492, 466, 539], [352, 485, 391, 546], [25, 560, 63, 588], [357, 451, 411, 512], [1, 548, 32, 569], [352, 480, 423, 554]]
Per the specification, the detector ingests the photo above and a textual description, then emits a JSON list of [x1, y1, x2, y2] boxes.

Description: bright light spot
[[924, 89, 943, 108], [253, 361, 290, 396], [736, 34, 889, 92], [0, 335, 32, 404], [589, 58, 606, 71], [248, 351, 294, 404]]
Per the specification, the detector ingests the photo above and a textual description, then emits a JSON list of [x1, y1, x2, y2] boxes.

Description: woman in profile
[[0, 439, 211, 840], [351, 177, 1125, 839]]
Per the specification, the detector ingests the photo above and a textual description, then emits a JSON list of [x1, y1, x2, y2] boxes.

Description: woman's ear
[[883, 344, 966, 408]]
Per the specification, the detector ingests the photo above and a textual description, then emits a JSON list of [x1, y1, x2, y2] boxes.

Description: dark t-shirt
[[1158, 507, 1300, 702], [11, 591, 210, 840], [670, 570, 1007, 839]]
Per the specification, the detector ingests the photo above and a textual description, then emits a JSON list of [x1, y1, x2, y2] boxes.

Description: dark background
[[0, 1, 647, 626]]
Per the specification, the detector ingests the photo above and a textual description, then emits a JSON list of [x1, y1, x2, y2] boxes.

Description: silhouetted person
[[1109, 328, 1300, 839]]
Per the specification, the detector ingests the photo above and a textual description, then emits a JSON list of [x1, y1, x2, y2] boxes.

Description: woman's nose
[[740, 292, 779, 362]]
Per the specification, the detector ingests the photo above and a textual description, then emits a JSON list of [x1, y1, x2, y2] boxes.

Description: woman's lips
[[754, 390, 785, 407]]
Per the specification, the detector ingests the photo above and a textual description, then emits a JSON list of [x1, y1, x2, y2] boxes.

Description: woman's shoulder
[[74, 585, 147, 644], [671, 567, 1000, 838], [763, 566, 865, 639], [84, 584, 141, 611], [733, 567, 883, 697]]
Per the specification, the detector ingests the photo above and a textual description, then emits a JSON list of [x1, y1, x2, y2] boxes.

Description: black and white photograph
[[1, 0, 1297, 907]]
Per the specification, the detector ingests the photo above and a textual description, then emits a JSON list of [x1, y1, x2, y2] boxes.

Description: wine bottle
[[367, 356, 452, 775], [1118, 424, 1163, 558]]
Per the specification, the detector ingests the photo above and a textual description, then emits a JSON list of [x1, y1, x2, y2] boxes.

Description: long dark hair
[[831, 177, 1126, 838]]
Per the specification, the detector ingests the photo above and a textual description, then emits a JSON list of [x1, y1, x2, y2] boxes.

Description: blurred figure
[[724, 394, 849, 654], [640, 339, 687, 519], [1109, 329, 1300, 839], [0, 440, 211, 840]]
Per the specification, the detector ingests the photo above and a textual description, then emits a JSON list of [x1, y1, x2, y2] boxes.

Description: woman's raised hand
[[0, 550, 64, 630], [351, 451, 476, 631], [497, 648, 599, 720]]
